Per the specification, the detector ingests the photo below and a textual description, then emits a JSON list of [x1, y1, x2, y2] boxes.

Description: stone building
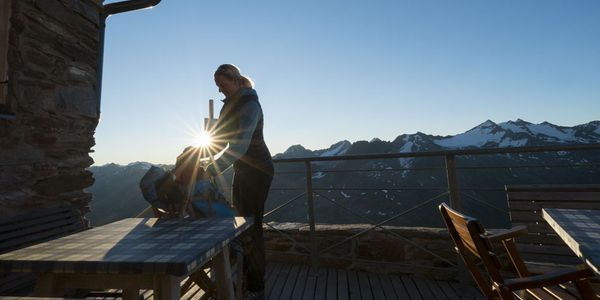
[[0, 0, 158, 218]]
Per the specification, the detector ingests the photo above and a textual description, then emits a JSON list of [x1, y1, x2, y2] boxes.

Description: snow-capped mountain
[[276, 120, 600, 158], [270, 119, 600, 228]]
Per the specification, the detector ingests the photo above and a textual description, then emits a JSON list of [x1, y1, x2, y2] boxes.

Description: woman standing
[[207, 64, 273, 300]]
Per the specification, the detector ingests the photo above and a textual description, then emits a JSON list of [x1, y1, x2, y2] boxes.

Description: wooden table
[[542, 208, 600, 274], [0, 217, 251, 299]]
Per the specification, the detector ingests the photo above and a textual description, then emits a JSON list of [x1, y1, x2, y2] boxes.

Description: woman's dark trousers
[[232, 167, 273, 293]]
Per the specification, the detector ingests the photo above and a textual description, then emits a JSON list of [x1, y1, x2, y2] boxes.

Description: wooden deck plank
[[378, 274, 398, 300], [182, 283, 205, 300], [291, 264, 310, 300], [325, 268, 337, 300], [368, 272, 386, 300], [269, 263, 292, 300], [401, 275, 423, 300], [280, 263, 301, 300], [389, 274, 409, 299], [358, 271, 374, 300], [450, 281, 484, 300], [411, 276, 437, 299], [314, 268, 328, 300], [301, 267, 318, 300], [347, 270, 361, 300], [266, 263, 284, 300], [337, 269, 349, 300], [424, 278, 448, 300], [89, 262, 492, 300], [437, 280, 460, 300]]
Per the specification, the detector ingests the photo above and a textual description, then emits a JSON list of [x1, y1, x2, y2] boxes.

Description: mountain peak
[[464, 120, 499, 135], [284, 144, 308, 154], [319, 140, 352, 157], [479, 120, 497, 128], [514, 118, 531, 125], [127, 161, 154, 170]]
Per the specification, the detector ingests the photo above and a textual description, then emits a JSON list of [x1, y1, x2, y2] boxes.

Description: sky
[[93, 0, 600, 165]]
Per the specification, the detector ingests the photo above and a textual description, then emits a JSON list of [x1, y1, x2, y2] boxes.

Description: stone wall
[[265, 223, 461, 280], [0, 0, 102, 217]]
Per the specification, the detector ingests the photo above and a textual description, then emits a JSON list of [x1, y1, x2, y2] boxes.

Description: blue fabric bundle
[[190, 179, 235, 217]]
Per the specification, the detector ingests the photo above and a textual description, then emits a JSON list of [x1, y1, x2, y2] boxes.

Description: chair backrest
[[506, 184, 600, 270], [439, 203, 504, 299]]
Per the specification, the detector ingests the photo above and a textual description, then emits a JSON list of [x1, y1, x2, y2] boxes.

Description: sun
[[193, 131, 213, 148]]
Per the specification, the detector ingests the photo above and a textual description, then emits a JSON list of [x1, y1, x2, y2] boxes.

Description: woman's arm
[[206, 101, 261, 175]]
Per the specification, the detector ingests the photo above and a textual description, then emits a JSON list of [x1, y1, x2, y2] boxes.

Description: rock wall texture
[[0, 0, 101, 217], [265, 223, 474, 280]]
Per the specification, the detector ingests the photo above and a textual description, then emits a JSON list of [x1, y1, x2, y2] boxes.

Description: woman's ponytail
[[214, 64, 254, 88]]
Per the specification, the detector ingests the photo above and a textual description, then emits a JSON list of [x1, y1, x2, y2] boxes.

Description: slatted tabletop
[[0, 217, 251, 277], [542, 208, 600, 274]]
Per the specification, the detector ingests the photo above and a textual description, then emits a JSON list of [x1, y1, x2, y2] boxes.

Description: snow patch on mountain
[[434, 121, 504, 148], [398, 138, 414, 177], [320, 141, 350, 157], [498, 121, 529, 134], [312, 172, 326, 179], [498, 138, 528, 147], [526, 122, 577, 142]]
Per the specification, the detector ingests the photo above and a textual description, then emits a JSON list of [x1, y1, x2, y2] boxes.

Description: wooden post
[[305, 161, 319, 271], [445, 155, 460, 209], [214, 246, 235, 300], [204, 99, 215, 131], [445, 154, 468, 285]]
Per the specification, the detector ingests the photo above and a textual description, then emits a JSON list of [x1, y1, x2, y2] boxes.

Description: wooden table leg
[[214, 246, 235, 300], [154, 275, 180, 300]]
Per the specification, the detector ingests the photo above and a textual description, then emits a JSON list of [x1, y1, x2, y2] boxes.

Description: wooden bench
[[0, 206, 88, 296], [506, 184, 600, 273]]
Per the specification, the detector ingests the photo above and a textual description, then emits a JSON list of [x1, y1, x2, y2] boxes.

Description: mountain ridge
[[87, 119, 600, 227], [92, 119, 600, 167]]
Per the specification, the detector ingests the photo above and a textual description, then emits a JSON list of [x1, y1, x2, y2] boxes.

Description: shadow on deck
[[83, 262, 483, 300]]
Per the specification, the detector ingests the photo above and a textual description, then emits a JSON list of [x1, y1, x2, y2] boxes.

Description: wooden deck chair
[[439, 203, 597, 299]]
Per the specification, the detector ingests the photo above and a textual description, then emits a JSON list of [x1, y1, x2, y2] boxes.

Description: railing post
[[445, 154, 469, 285], [445, 155, 460, 209], [305, 161, 319, 270]]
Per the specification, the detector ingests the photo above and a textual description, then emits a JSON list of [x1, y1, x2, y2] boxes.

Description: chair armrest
[[499, 264, 594, 291], [485, 225, 528, 242]]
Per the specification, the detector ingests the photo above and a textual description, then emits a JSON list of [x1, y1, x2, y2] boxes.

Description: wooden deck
[[83, 263, 485, 299], [265, 263, 483, 300]]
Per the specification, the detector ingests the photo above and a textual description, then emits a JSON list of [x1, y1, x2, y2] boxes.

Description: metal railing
[[263, 144, 600, 271]]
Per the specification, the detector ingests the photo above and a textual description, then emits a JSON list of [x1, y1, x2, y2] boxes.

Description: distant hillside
[[87, 119, 600, 227], [86, 162, 172, 226]]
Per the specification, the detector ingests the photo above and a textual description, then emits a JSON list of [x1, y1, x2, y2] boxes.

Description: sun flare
[[193, 131, 213, 148]]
